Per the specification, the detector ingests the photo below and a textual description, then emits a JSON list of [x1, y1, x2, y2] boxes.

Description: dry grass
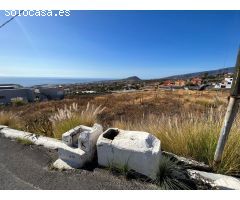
[[49, 103, 105, 139], [0, 111, 23, 129], [113, 106, 240, 175], [2, 89, 238, 174]]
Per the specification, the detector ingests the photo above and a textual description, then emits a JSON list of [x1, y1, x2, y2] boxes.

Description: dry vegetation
[[49, 102, 105, 139], [1, 89, 240, 175]]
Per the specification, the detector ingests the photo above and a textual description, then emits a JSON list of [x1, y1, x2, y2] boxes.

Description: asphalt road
[[0, 136, 157, 190]]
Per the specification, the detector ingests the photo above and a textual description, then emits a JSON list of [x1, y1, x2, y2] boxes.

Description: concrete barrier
[[57, 145, 87, 168], [56, 123, 103, 168], [97, 128, 161, 180]]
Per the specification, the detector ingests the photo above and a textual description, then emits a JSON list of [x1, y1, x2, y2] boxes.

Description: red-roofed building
[[162, 80, 174, 86], [174, 80, 186, 86], [191, 77, 202, 85]]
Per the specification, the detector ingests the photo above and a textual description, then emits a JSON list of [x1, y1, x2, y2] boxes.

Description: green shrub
[[11, 97, 27, 106], [16, 137, 34, 145], [156, 156, 192, 189]]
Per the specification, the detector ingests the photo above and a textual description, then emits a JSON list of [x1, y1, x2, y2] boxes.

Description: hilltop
[[121, 76, 142, 82]]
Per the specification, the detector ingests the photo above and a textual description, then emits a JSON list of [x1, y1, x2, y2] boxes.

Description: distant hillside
[[160, 67, 235, 80], [122, 76, 142, 82]]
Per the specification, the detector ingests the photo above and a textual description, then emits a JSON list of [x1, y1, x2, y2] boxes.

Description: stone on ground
[[53, 158, 74, 170]]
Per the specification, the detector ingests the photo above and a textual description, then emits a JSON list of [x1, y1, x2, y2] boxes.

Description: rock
[[162, 151, 212, 171], [52, 158, 74, 170], [97, 128, 161, 180], [188, 169, 240, 190]]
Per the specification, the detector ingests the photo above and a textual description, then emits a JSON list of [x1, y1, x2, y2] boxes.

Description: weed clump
[[49, 103, 105, 139], [0, 111, 23, 129]]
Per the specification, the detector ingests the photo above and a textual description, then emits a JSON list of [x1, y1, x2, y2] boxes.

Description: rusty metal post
[[214, 48, 240, 165]]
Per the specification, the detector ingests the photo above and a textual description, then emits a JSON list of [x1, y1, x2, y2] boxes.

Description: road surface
[[0, 136, 157, 190]]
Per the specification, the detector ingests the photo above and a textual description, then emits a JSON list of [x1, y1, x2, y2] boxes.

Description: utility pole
[[214, 48, 240, 166]]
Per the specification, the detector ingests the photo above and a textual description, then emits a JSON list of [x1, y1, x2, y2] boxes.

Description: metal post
[[214, 48, 240, 165]]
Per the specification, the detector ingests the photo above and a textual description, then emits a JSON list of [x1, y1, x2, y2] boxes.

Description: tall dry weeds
[[113, 106, 240, 175], [0, 111, 23, 130], [50, 102, 105, 139]]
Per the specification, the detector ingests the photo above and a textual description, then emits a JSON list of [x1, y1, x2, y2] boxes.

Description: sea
[[0, 77, 108, 87]]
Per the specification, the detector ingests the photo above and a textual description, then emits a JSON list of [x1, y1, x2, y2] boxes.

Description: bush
[[11, 97, 27, 106], [156, 156, 192, 189], [50, 102, 105, 139]]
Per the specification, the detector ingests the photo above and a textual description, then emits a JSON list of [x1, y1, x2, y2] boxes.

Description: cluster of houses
[[0, 84, 64, 105], [161, 77, 203, 87], [160, 76, 233, 90], [0, 73, 234, 106]]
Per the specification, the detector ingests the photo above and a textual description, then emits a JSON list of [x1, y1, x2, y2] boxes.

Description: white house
[[214, 78, 233, 89], [224, 78, 233, 89]]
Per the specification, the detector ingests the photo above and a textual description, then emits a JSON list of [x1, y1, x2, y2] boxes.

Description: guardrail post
[[214, 48, 240, 166]]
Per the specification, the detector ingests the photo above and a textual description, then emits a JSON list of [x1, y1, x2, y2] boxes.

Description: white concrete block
[[97, 128, 161, 180], [58, 145, 87, 168], [62, 123, 103, 152], [78, 123, 103, 161], [58, 123, 103, 168], [62, 125, 82, 147]]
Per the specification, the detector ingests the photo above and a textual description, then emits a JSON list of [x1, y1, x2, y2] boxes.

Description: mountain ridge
[[158, 67, 235, 80]]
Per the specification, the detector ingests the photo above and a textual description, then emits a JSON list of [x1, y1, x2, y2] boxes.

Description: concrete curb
[[0, 126, 65, 150], [188, 169, 240, 190]]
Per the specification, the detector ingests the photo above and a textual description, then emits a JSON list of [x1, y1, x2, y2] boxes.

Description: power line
[[0, 10, 23, 29]]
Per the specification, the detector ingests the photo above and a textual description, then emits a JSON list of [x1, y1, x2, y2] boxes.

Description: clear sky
[[0, 10, 240, 79]]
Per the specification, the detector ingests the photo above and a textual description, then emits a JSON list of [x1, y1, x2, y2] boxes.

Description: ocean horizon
[[0, 77, 109, 87]]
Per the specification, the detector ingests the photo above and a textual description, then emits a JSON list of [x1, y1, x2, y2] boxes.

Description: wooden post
[[214, 48, 240, 165]]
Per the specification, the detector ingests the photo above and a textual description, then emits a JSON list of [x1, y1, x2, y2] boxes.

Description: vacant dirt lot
[[2, 89, 229, 130]]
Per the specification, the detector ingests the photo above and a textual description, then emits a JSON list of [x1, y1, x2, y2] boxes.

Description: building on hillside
[[0, 84, 64, 105], [174, 80, 186, 86], [81, 90, 96, 94], [224, 77, 233, 89], [214, 78, 233, 89], [38, 86, 64, 100], [191, 77, 202, 85], [0, 87, 35, 105], [0, 84, 22, 90], [224, 73, 234, 78], [162, 80, 174, 86]]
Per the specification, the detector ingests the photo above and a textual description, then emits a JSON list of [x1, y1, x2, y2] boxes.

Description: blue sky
[[0, 10, 240, 79]]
